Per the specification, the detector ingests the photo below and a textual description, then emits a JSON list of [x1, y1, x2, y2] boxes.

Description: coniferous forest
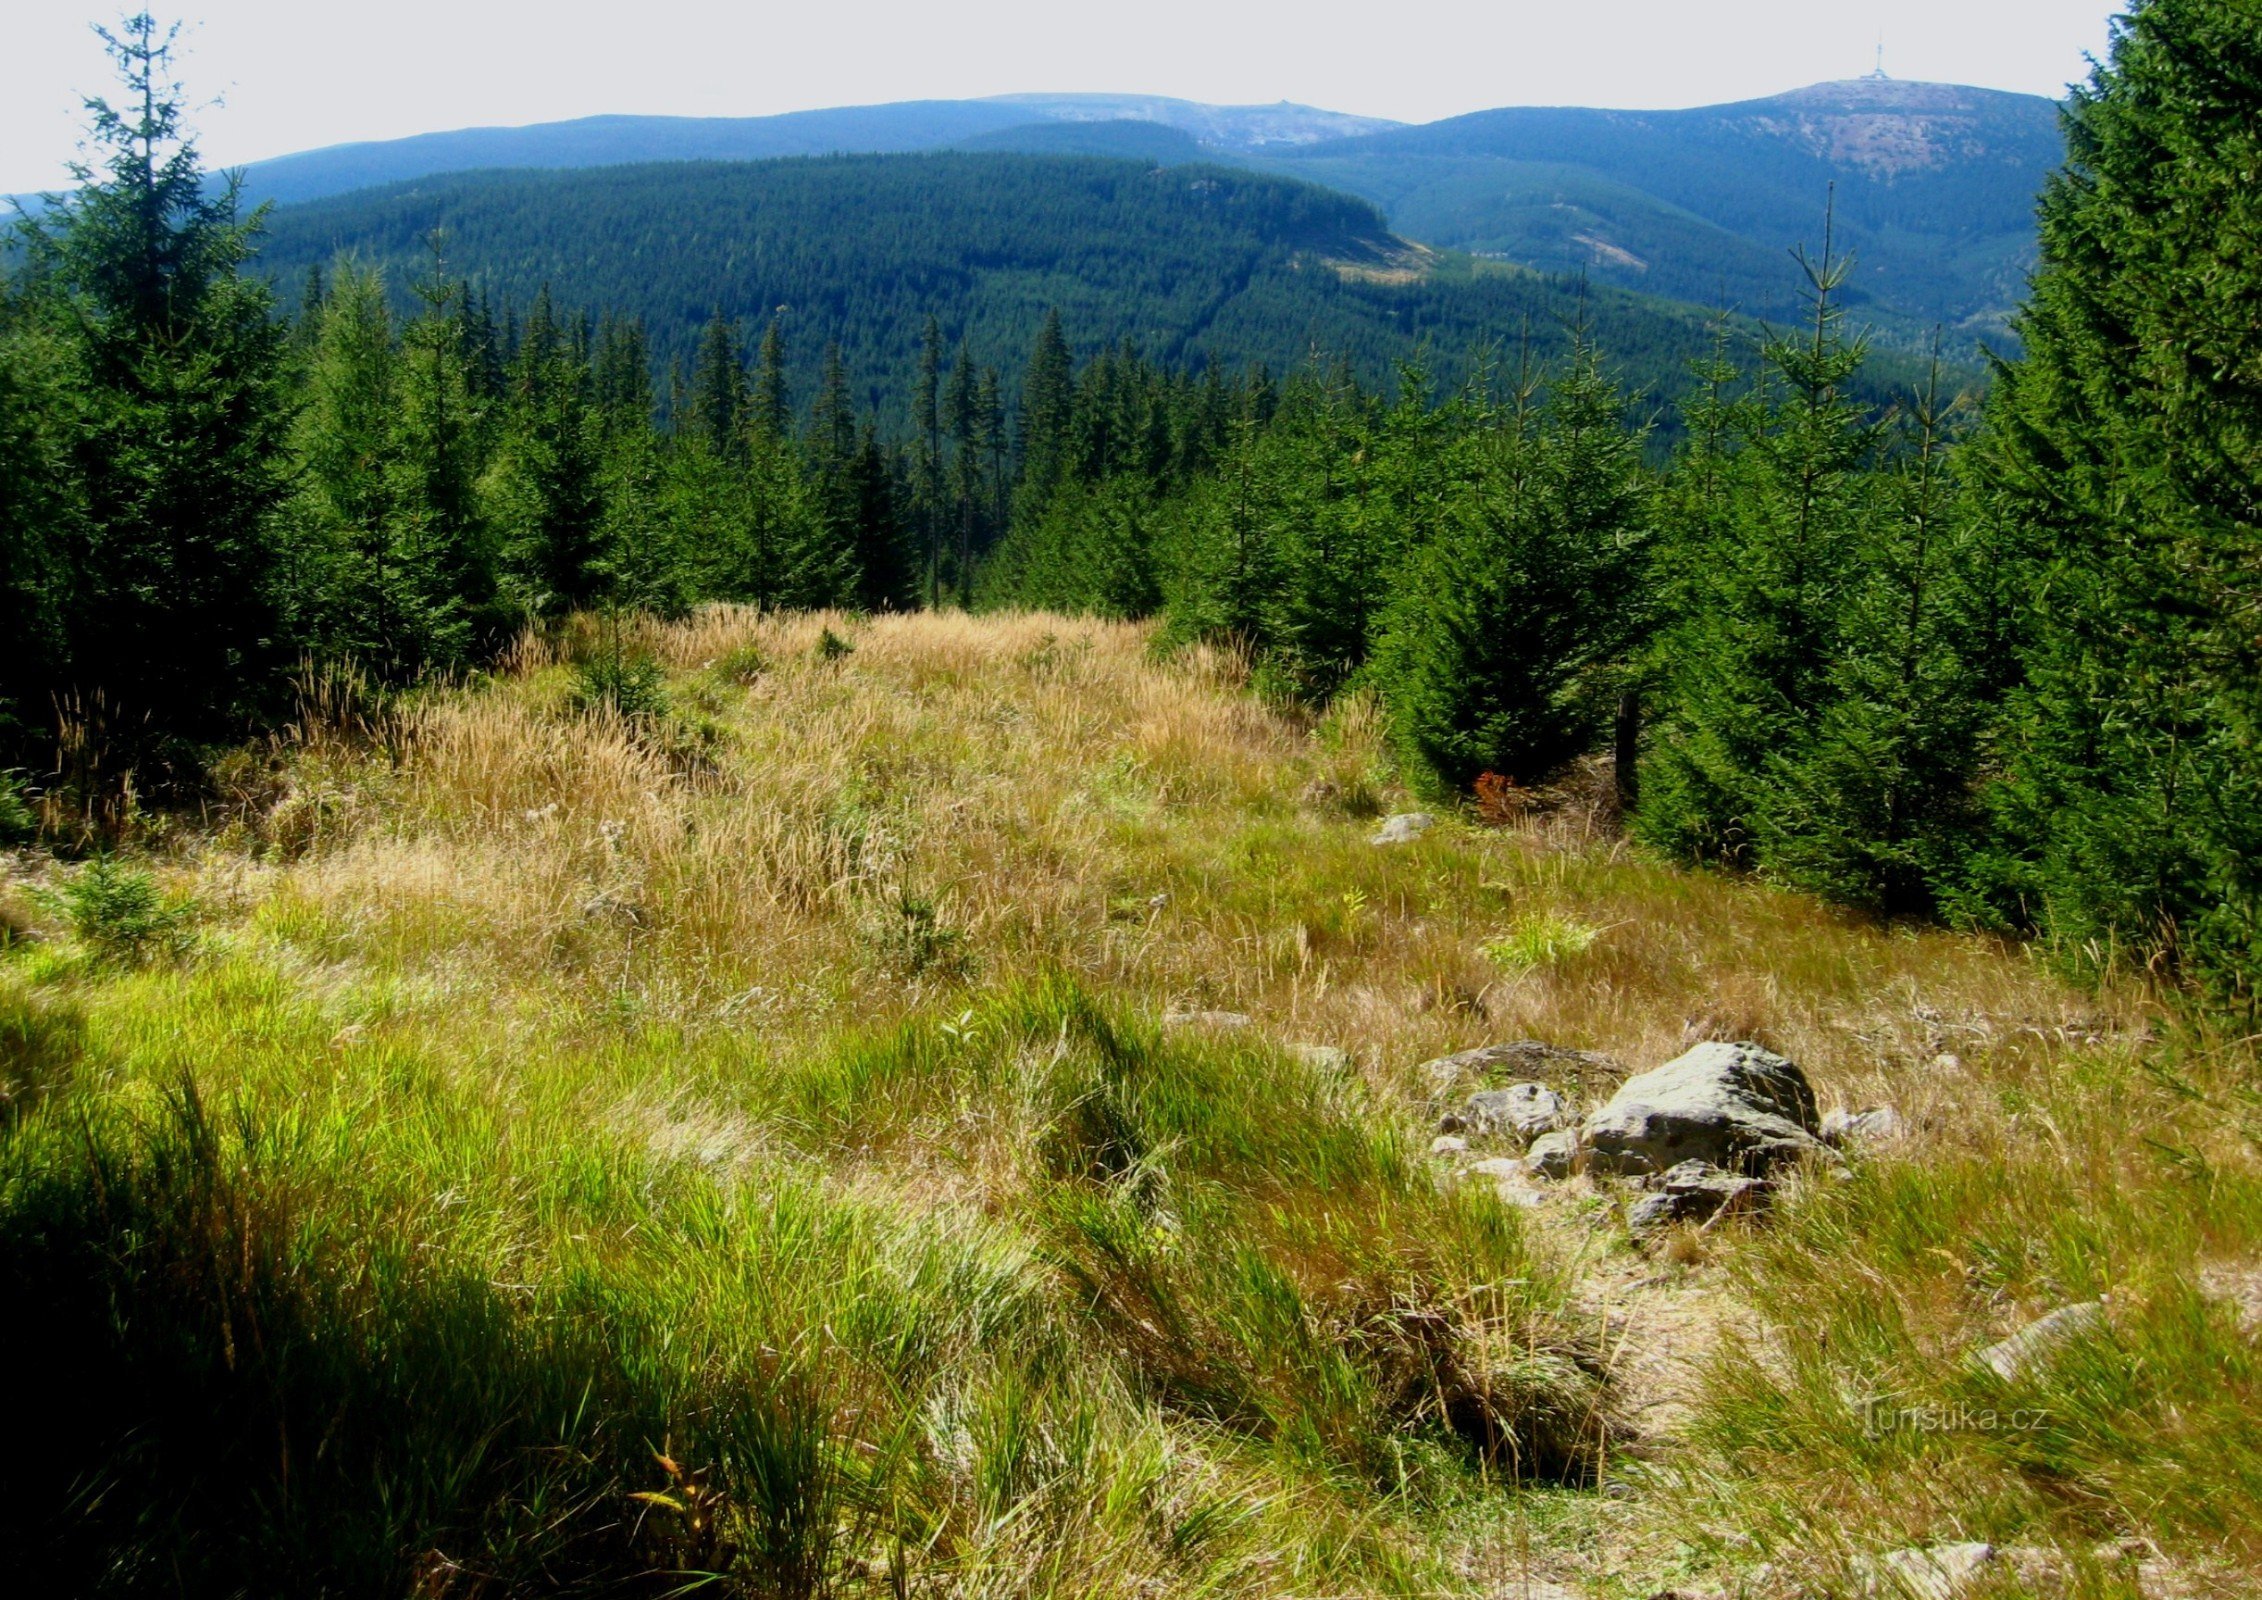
[[3, 5, 2257, 999]]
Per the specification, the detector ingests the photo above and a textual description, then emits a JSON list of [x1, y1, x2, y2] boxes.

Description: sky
[[3, 0, 2124, 194]]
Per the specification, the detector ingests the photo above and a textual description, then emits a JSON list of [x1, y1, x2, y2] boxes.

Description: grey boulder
[[1582, 1041, 1827, 1177]]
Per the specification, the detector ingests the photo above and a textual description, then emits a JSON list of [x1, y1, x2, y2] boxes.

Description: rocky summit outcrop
[[1581, 1041, 1827, 1177]]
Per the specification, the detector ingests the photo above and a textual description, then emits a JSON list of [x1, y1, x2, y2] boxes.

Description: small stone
[[1430, 1134, 1468, 1157], [1163, 1008, 1253, 1030], [1872, 1542, 1998, 1600], [1974, 1301, 2107, 1382], [1466, 1082, 1573, 1142], [1627, 1160, 1767, 1231], [1468, 1157, 1526, 1180], [1290, 1042, 1352, 1073], [1822, 1105, 1908, 1146], [1525, 1129, 1580, 1179], [1371, 812, 1435, 845], [1931, 1052, 1965, 1072]]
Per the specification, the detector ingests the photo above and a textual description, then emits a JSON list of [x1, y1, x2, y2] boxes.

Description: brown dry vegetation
[[1, 608, 2255, 1599]]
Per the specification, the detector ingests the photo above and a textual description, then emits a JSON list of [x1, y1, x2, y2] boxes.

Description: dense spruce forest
[[246, 152, 1786, 419], [3, 0, 2259, 1001]]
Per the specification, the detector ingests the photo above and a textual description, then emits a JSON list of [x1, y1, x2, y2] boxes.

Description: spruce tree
[[17, 13, 294, 754], [1756, 354, 1993, 914], [292, 261, 404, 662], [751, 318, 790, 442], [690, 313, 747, 459], [392, 262, 498, 667], [1015, 311, 1075, 527], [488, 287, 605, 614], [0, 296, 81, 758], [1636, 227, 1877, 867], [1374, 340, 1649, 793], [1976, 0, 2262, 993], [915, 315, 944, 605]]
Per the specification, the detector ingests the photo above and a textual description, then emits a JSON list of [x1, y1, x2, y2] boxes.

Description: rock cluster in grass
[[1424, 1037, 1896, 1235]]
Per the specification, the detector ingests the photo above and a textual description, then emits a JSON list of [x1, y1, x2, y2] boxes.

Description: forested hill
[[1268, 78, 2062, 338], [251, 152, 1756, 417]]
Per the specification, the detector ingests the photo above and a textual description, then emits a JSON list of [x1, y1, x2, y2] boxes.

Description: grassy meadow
[[0, 609, 2255, 1598]]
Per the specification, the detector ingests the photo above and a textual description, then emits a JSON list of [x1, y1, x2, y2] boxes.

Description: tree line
[[3, 3, 2257, 1002]]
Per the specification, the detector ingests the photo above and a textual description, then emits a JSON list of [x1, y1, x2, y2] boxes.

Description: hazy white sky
[[3, 1, 2123, 193]]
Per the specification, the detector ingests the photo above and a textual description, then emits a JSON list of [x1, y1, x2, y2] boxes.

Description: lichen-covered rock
[[1418, 1040, 1625, 1098], [1581, 1041, 1826, 1176], [1290, 1042, 1352, 1073], [1465, 1082, 1572, 1143]]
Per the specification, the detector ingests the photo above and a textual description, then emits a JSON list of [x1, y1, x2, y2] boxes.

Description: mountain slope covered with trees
[[1270, 77, 2062, 338], [248, 153, 1754, 415]]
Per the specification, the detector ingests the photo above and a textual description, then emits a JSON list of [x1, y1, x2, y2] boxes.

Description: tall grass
[[0, 958, 1590, 1595]]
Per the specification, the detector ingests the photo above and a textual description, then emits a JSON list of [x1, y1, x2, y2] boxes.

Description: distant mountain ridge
[[222, 77, 2062, 346], [229, 95, 1399, 209]]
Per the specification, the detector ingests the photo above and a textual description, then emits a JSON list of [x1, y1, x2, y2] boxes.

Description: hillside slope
[[1272, 78, 2062, 337], [0, 608, 2248, 1595], [250, 152, 1752, 413]]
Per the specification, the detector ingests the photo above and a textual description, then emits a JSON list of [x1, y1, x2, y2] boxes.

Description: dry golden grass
[[218, 608, 2126, 1114]]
